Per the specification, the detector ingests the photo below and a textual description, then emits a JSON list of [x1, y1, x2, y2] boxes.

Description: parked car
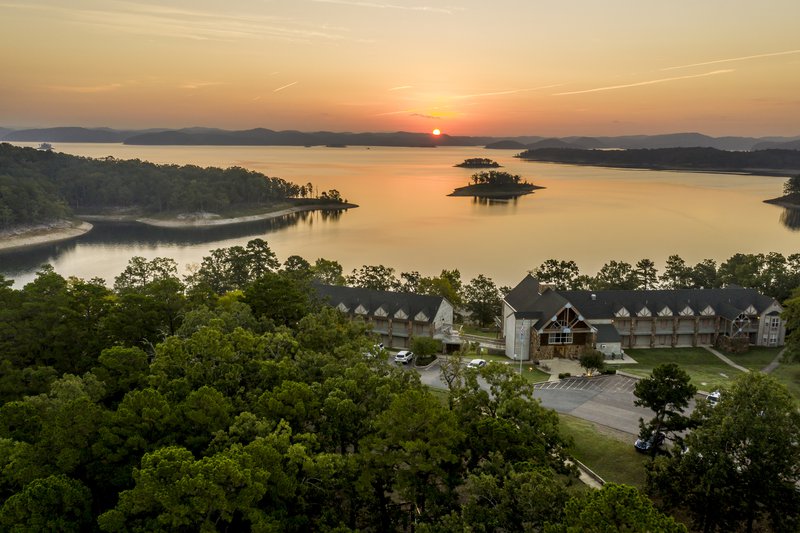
[[394, 350, 414, 364], [634, 431, 665, 454], [707, 390, 721, 406], [467, 358, 487, 369]]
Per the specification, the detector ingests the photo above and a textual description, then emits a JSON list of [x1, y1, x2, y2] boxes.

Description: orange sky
[[2, 0, 800, 137]]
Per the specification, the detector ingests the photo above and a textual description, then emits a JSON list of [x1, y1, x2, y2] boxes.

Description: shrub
[[558, 372, 571, 379]]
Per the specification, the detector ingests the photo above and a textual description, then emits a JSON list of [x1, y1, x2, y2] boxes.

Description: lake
[[1, 143, 797, 288]]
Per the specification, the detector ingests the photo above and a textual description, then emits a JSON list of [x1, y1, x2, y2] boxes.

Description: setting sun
[[432, 128, 441, 136]]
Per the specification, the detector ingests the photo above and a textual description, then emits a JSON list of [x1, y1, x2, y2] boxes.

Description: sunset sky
[[2, 0, 800, 137]]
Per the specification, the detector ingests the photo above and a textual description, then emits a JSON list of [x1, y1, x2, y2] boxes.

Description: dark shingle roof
[[314, 283, 447, 323], [595, 324, 622, 343], [504, 275, 540, 312], [504, 275, 779, 322], [557, 287, 776, 319]]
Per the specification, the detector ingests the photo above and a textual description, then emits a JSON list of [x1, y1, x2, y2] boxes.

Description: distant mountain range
[[2, 126, 800, 151]]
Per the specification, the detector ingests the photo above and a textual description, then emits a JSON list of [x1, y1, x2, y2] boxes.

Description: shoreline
[[0, 221, 93, 252], [516, 159, 797, 178], [135, 203, 357, 228], [448, 184, 544, 198], [0, 203, 356, 251], [79, 202, 357, 228]]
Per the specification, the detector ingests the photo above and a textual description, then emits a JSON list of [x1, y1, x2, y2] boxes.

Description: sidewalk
[[703, 346, 749, 373]]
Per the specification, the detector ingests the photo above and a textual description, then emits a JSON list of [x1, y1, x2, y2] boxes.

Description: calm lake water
[[1, 143, 797, 288]]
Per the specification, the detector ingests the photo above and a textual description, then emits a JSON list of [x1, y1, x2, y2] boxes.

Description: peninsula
[[449, 170, 544, 198], [0, 143, 354, 249], [516, 147, 800, 176]]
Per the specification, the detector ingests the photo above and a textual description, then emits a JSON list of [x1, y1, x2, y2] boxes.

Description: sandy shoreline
[[133, 203, 356, 228], [0, 203, 356, 252], [0, 221, 94, 252]]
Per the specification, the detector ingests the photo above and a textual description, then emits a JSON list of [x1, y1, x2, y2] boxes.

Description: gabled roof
[[504, 275, 541, 312], [315, 283, 448, 324], [505, 276, 780, 323], [556, 287, 778, 320]]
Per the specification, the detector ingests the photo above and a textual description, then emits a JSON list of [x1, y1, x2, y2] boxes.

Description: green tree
[[578, 350, 605, 375], [783, 287, 800, 362], [411, 336, 441, 357], [648, 373, 800, 533], [243, 271, 314, 327], [593, 260, 636, 290], [311, 258, 346, 285], [461, 457, 569, 532], [660, 254, 692, 289], [690, 258, 718, 289], [346, 264, 400, 291], [0, 474, 93, 533], [533, 259, 581, 290], [464, 274, 501, 327], [633, 258, 658, 289], [633, 363, 696, 455], [717, 252, 763, 289], [545, 483, 686, 533], [783, 174, 800, 195]]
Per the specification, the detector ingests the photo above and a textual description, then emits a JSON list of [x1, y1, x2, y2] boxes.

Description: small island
[[454, 157, 501, 168], [764, 175, 800, 208], [449, 170, 544, 198]]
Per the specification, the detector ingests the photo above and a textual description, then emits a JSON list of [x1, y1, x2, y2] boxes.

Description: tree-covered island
[[449, 170, 544, 198], [454, 157, 501, 168], [0, 143, 355, 248], [764, 175, 800, 208]]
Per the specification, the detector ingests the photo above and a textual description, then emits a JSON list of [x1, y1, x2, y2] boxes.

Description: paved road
[[534, 375, 650, 435], [412, 360, 651, 436]]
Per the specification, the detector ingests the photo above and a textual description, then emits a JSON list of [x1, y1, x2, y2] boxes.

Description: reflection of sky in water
[[1, 144, 796, 288]]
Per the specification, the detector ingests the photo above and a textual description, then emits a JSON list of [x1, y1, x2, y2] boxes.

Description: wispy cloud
[[1, 1, 351, 43], [410, 113, 438, 119], [311, 0, 457, 14], [46, 83, 123, 93], [388, 85, 413, 91], [662, 49, 800, 71], [180, 81, 224, 90], [273, 81, 299, 93], [453, 84, 563, 100], [554, 70, 734, 96]]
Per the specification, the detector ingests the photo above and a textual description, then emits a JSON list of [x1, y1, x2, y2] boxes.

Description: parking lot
[[534, 374, 640, 394], [414, 359, 650, 435]]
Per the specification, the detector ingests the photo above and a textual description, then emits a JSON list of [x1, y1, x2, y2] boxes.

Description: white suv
[[394, 350, 414, 364]]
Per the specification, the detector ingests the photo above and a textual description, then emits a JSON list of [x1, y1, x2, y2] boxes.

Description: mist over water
[[1, 143, 795, 287]]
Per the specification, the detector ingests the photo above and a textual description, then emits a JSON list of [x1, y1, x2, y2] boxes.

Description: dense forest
[[2, 240, 799, 530], [0, 240, 696, 532], [0, 143, 335, 230], [516, 147, 800, 173]]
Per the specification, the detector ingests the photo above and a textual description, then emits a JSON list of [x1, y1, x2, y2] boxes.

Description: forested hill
[[0, 143, 303, 229], [516, 147, 800, 175]]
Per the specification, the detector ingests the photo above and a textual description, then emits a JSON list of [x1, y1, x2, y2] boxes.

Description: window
[[549, 331, 573, 345]]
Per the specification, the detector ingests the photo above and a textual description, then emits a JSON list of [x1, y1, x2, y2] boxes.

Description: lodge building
[[503, 275, 786, 360], [315, 283, 456, 349]]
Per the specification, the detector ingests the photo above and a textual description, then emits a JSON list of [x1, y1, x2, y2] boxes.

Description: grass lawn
[[769, 363, 800, 400], [623, 347, 745, 392], [722, 346, 783, 371], [558, 414, 648, 488]]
